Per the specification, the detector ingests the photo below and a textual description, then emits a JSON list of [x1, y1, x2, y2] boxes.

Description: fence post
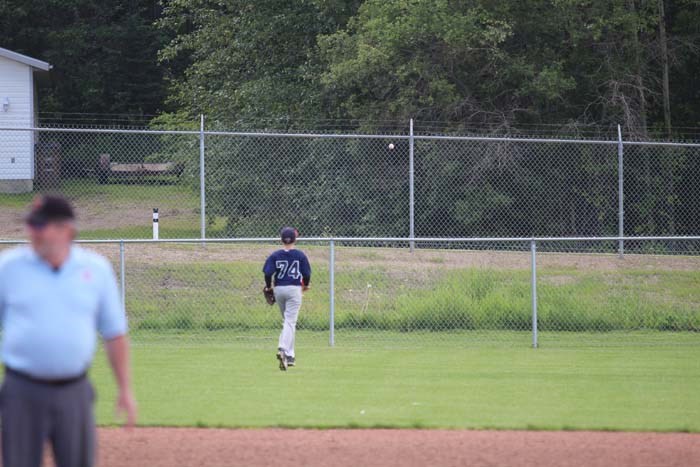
[[530, 240, 538, 349], [618, 124, 624, 258], [409, 118, 415, 252], [119, 240, 126, 315], [152, 208, 159, 240], [199, 114, 206, 240], [329, 239, 335, 347]]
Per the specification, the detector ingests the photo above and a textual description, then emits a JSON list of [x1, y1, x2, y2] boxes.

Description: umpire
[[0, 195, 137, 467]]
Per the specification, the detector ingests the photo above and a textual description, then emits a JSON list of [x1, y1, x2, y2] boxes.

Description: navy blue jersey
[[263, 249, 311, 287]]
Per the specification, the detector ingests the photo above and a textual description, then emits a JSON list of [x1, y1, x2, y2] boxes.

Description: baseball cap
[[25, 195, 75, 228], [280, 227, 298, 244]]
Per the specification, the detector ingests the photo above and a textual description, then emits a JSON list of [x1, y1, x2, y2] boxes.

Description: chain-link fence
[[1, 125, 699, 248], [1, 237, 697, 348]]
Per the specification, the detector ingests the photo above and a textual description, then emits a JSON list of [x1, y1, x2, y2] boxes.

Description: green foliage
[[2, 0, 699, 132], [3, 0, 699, 238], [318, 0, 516, 122], [157, 0, 359, 126], [151, 0, 700, 237], [153, 0, 700, 133], [0, 0, 169, 116]]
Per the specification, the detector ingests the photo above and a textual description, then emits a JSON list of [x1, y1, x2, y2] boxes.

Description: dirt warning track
[[95, 427, 700, 467]]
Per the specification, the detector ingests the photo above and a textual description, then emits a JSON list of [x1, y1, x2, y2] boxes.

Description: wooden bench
[[97, 154, 185, 184]]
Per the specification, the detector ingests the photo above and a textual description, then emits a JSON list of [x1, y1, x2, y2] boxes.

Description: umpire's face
[[27, 220, 76, 259]]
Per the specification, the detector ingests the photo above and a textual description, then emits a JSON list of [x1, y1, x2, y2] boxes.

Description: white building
[[0, 47, 51, 193]]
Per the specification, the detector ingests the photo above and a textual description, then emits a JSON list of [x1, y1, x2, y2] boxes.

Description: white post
[[617, 124, 624, 258], [409, 118, 415, 252], [199, 114, 206, 240], [329, 239, 335, 347], [152, 208, 159, 240], [531, 240, 538, 349]]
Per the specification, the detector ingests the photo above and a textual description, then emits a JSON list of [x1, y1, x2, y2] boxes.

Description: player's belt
[[5, 366, 87, 386]]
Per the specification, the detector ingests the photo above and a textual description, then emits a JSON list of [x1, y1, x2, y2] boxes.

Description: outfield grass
[[90, 332, 700, 431]]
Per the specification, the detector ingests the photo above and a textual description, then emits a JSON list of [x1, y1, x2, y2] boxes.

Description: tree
[[156, 0, 700, 237], [657, 0, 672, 137], [157, 0, 362, 128], [0, 0, 170, 119], [318, 0, 568, 127]]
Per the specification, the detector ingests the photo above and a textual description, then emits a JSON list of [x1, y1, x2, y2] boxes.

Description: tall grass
[[124, 261, 700, 333]]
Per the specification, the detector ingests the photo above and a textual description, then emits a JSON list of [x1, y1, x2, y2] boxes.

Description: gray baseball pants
[[1, 369, 96, 467], [274, 285, 303, 358]]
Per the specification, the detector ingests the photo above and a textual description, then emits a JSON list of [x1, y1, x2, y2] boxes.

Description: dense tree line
[[154, 0, 700, 238], [157, 0, 700, 137], [2, 1, 699, 238], [0, 0, 168, 119], [3, 0, 698, 134]]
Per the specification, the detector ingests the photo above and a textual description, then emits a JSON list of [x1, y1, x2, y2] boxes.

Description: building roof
[[0, 47, 51, 71]]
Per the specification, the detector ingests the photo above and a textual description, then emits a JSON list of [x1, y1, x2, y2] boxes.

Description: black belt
[[5, 366, 87, 386]]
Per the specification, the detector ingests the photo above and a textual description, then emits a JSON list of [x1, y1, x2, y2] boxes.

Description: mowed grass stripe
[[90, 333, 700, 432]]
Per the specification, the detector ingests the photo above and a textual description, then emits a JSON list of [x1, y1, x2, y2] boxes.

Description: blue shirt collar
[[27, 245, 77, 273]]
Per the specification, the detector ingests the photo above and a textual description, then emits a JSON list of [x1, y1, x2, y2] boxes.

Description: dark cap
[[25, 195, 75, 227], [280, 227, 298, 244]]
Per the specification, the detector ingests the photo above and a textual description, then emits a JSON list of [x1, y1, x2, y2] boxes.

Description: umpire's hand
[[117, 388, 138, 429]]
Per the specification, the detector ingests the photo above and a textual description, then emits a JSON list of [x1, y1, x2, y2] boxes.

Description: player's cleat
[[277, 350, 288, 371], [286, 356, 295, 367]]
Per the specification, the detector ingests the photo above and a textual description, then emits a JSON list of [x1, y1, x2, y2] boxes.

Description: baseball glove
[[263, 287, 276, 305]]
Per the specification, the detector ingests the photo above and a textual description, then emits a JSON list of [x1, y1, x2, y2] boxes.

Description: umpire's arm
[[99, 260, 138, 428], [105, 336, 137, 427]]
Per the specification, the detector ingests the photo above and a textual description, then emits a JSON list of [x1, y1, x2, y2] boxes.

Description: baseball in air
[[388, 143, 395, 150]]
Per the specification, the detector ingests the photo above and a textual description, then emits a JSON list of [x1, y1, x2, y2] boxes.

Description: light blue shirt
[[0, 245, 127, 379]]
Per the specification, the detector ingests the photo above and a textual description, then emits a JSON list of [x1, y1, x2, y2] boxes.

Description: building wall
[[0, 55, 34, 188]]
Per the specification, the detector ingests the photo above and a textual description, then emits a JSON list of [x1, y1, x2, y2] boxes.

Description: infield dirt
[[91, 427, 700, 467]]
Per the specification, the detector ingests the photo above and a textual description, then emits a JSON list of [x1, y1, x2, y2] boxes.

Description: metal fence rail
[[1, 123, 699, 250], [0, 236, 697, 348]]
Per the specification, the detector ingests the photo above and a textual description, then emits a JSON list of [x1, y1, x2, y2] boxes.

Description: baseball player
[[263, 227, 311, 371], [0, 196, 137, 467]]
